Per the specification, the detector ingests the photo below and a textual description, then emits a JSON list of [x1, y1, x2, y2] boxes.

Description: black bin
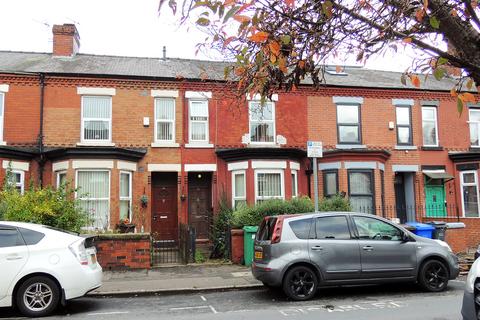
[[426, 221, 447, 241]]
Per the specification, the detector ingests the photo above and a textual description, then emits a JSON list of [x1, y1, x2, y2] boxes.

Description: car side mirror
[[401, 232, 411, 242]]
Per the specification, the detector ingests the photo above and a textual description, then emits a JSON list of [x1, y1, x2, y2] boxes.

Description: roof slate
[[0, 50, 460, 91]]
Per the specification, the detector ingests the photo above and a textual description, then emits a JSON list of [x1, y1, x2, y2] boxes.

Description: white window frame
[[56, 170, 67, 188], [0, 92, 4, 143], [11, 170, 24, 194], [249, 101, 276, 144], [75, 169, 111, 230], [188, 99, 209, 143], [461, 170, 480, 217], [81, 96, 112, 143], [232, 170, 246, 209], [291, 170, 298, 198], [119, 171, 132, 221], [469, 108, 480, 147], [254, 169, 285, 203], [154, 97, 176, 143], [422, 106, 439, 147]]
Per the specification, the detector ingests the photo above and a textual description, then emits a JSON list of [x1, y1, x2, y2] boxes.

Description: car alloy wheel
[[16, 276, 60, 317], [419, 260, 449, 292], [283, 266, 318, 300]]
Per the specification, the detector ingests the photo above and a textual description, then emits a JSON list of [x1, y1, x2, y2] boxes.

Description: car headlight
[[433, 239, 452, 253], [466, 259, 480, 293]]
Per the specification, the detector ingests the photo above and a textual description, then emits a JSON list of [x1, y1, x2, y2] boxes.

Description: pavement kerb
[[88, 283, 264, 297]]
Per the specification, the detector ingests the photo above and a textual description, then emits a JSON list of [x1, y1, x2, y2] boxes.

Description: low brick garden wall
[[94, 233, 151, 270]]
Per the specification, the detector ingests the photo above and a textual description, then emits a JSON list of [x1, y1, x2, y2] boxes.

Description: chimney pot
[[52, 23, 80, 57], [163, 46, 166, 60]]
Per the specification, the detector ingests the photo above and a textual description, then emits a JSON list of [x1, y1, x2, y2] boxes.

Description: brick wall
[[94, 233, 151, 270]]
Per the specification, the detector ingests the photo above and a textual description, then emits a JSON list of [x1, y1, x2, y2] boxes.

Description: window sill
[[77, 142, 115, 147], [395, 145, 417, 150], [185, 143, 214, 149], [0, 141, 6, 146], [151, 142, 180, 148], [421, 146, 443, 151], [247, 143, 280, 148], [336, 144, 366, 149], [470, 146, 480, 151]]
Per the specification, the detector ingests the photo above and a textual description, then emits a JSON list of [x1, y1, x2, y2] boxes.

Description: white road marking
[[209, 305, 219, 314], [87, 311, 130, 316], [200, 295, 207, 301], [231, 271, 251, 277], [278, 300, 406, 316], [170, 306, 210, 311]]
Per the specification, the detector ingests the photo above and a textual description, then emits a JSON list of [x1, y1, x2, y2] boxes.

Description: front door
[[308, 215, 361, 281], [352, 215, 417, 279], [151, 173, 178, 241], [394, 173, 407, 223], [188, 172, 212, 240], [425, 182, 446, 217]]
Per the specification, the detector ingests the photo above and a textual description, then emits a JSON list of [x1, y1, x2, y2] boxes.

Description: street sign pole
[[313, 157, 318, 212], [307, 141, 323, 212]]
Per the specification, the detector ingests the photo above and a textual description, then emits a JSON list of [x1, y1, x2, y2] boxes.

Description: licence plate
[[254, 251, 263, 259]]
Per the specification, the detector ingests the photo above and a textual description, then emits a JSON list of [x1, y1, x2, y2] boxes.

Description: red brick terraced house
[[0, 24, 479, 254]]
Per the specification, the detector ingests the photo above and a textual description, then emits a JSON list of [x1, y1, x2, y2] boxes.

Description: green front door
[[425, 184, 446, 217]]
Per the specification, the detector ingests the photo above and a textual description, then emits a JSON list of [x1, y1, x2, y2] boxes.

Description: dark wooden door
[[151, 174, 178, 241], [188, 173, 212, 240], [394, 173, 407, 223]]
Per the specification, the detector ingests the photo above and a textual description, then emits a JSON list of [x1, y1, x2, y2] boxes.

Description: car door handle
[[6, 255, 23, 261], [362, 246, 374, 251], [311, 246, 323, 251]]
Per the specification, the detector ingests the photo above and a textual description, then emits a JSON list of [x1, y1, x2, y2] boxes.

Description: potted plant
[[140, 194, 148, 208], [117, 218, 135, 233]]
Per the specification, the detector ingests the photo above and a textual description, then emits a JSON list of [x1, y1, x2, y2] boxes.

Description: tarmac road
[[0, 280, 466, 320]]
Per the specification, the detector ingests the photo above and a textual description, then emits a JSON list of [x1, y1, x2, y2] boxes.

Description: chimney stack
[[52, 24, 80, 57]]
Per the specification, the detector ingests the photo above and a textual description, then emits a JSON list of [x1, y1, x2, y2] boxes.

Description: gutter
[[37, 73, 45, 187]]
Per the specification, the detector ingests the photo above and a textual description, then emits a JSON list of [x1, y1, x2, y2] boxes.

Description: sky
[[0, 0, 416, 72]]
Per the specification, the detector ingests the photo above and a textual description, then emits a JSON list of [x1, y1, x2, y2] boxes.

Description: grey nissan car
[[252, 212, 459, 300]]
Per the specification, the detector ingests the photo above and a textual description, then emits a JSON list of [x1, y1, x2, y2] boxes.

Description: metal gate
[[151, 224, 196, 265]]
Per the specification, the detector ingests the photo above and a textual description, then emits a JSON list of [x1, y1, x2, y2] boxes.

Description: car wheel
[[418, 260, 449, 292], [283, 266, 318, 300], [16, 276, 60, 317]]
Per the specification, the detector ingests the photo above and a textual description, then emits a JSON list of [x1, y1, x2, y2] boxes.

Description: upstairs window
[[337, 104, 361, 144], [189, 100, 209, 142], [469, 109, 480, 147], [155, 98, 175, 142], [422, 106, 438, 146], [81, 96, 112, 142], [249, 101, 275, 143], [396, 106, 412, 145]]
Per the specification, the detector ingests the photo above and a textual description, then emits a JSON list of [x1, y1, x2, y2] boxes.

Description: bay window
[[461, 171, 480, 217], [249, 101, 275, 143], [189, 100, 209, 142], [155, 98, 175, 142], [77, 170, 110, 230], [81, 96, 112, 142], [119, 171, 132, 221], [56, 171, 67, 188], [255, 170, 284, 203], [232, 171, 246, 209], [323, 170, 338, 197], [348, 170, 375, 214], [9, 170, 24, 194], [291, 170, 298, 197]]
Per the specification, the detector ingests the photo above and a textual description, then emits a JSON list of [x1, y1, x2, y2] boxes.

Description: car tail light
[[271, 218, 284, 244], [69, 239, 88, 265]]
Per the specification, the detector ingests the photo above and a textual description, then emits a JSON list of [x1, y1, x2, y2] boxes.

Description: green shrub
[[231, 196, 314, 228], [195, 250, 206, 263], [210, 194, 233, 259], [0, 183, 90, 233], [318, 195, 352, 212]]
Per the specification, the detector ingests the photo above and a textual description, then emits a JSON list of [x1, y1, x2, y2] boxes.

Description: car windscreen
[[257, 217, 277, 241]]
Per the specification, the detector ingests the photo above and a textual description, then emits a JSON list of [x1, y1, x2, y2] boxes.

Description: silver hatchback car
[[252, 212, 459, 300]]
